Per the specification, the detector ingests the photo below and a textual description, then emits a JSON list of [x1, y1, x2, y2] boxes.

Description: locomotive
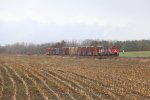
[[46, 46, 119, 56]]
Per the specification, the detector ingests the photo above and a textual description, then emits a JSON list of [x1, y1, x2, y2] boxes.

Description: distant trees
[[114, 40, 150, 51], [0, 40, 150, 55], [0, 46, 5, 53]]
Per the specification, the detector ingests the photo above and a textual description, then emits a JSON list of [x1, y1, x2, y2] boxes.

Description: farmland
[[0, 55, 150, 100], [119, 51, 150, 57]]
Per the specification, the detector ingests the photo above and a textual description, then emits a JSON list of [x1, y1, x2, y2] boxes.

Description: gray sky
[[0, 0, 150, 45]]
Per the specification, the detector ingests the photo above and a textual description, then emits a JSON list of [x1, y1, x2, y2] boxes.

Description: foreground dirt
[[0, 55, 150, 100]]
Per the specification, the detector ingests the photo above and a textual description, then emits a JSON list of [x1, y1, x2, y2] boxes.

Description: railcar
[[46, 46, 119, 56]]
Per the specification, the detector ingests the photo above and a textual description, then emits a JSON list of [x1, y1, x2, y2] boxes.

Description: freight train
[[46, 46, 119, 56]]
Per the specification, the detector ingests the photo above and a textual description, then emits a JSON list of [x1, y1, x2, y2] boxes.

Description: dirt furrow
[[96, 71, 150, 99], [1, 65, 16, 100], [41, 70, 88, 100], [57, 70, 120, 100], [62, 70, 126, 99], [26, 69, 61, 100], [7, 65, 31, 100], [33, 69, 77, 100], [0, 68, 4, 99], [19, 62, 82, 100], [67, 70, 149, 99], [14, 63, 57, 99], [3, 64, 30, 100], [23, 72, 49, 100], [46, 70, 99, 100]]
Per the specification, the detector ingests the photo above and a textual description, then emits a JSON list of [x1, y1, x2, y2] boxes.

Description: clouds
[[0, 20, 103, 44], [0, 0, 150, 45], [0, 19, 149, 45]]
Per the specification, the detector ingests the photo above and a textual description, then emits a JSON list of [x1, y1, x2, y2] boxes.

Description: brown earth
[[0, 55, 150, 100]]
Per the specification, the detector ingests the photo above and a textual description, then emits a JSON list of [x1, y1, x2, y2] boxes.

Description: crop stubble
[[0, 55, 150, 100]]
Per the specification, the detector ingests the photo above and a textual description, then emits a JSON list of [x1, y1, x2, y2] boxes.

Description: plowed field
[[0, 55, 150, 100]]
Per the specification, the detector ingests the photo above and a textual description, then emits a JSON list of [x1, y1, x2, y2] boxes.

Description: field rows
[[0, 55, 150, 100]]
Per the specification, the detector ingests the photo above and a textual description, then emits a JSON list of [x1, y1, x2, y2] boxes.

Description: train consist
[[46, 46, 119, 56]]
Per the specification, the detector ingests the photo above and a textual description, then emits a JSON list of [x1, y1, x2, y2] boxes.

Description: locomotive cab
[[110, 46, 119, 56]]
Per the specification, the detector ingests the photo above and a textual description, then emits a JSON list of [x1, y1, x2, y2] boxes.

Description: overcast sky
[[0, 0, 150, 45]]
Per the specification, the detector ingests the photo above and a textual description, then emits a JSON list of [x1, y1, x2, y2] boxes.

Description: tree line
[[0, 40, 150, 55]]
